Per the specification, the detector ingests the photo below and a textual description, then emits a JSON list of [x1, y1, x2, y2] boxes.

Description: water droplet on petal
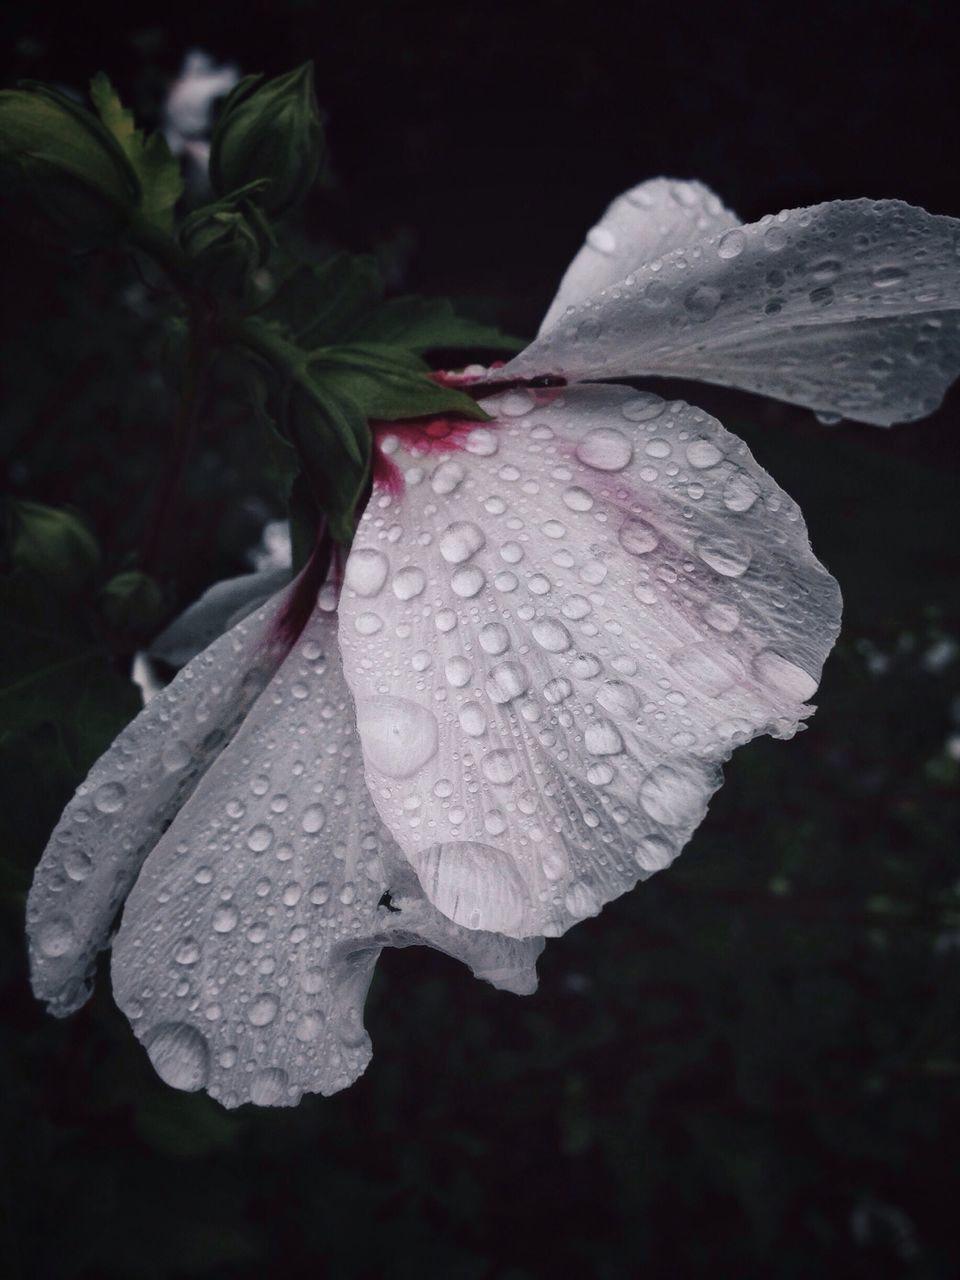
[[344, 547, 389, 597], [621, 393, 665, 423], [619, 518, 659, 556], [584, 720, 623, 755], [36, 913, 75, 957], [439, 521, 486, 564], [94, 782, 126, 814], [640, 761, 711, 825], [392, 566, 426, 600], [696, 534, 752, 577], [247, 993, 279, 1026], [356, 696, 439, 778], [482, 749, 519, 784], [532, 618, 572, 653], [576, 426, 634, 471], [717, 229, 746, 259], [144, 1023, 209, 1091], [752, 650, 818, 701]]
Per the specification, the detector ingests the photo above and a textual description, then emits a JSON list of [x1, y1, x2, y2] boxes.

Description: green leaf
[[257, 251, 384, 347], [0, 572, 141, 775], [89, 73, 183, 233], [307, 343, 490, 422], [352, 296, 525, 354]]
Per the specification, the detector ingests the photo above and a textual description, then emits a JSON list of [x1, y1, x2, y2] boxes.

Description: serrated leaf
[[89, 73, 183, 233], [351, 295, 525, 354]]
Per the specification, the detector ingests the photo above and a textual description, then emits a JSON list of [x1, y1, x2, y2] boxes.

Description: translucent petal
[[151, 567, 291, 668], [506, 199, 960, 426], [112, 607, 541, 1108], [540, 178, 738, 335], [26, 600, 287, 1017], [339, 385, 841, 939]]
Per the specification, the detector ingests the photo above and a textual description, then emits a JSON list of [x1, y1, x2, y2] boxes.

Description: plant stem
[[142, 302, 211, 576]]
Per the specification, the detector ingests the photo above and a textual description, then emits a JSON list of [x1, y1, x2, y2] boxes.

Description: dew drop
[[445, 656, 473, 688], [460, 701, 488, 736], [576, 425, 633, 471], [479, 623, 511, 655], [485, 661, 530, 704], [144, 1023, 209, 1091], [249, 1067, 288, 1105], [301, 804, 326, 834], [36, 913, 75, 958], [717, 229, 746, 259], [392, 566, 426, 600], [752, 650, 818, 700], [618, 518, 659, 556], [696, 533, 752, 577], [532, 618, 572, 653], [584, 720, 623, 755], [620, 393, 665, 423], [212, 904, 238, 934], [344, 547, 388, 597], [685, 439, 723, 469], [451, 566, 485, 598], [94, 782, 126, 814], [247, 993, 279, 1026], [482, 749, 519, 784], [247, 824, 274, 853], [440, 521, 486, 564], [596, 680, 640, 718], [640, 761, 710, 825], [356, 696, 439, 778]]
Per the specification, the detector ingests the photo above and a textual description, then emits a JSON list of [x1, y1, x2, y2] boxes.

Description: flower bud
[[180, 196, 270, 301], [0, 84, 139, 245], [209, 63, 322, 215], [7, 499, 100, 585], [98, 570, 165, 634]]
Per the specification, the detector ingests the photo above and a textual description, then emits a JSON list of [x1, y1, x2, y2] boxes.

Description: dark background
[[2, 1, 959, 1277]]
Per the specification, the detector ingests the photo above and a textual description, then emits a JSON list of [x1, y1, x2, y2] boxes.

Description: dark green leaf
[[89, 73, 183, 233], [352, 295, 525, 354], [256, 251, 384, 347]]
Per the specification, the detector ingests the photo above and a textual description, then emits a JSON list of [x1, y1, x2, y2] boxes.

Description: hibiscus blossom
[[27, 179, 960, 1107]]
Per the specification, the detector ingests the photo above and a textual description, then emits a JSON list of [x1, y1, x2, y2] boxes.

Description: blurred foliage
[[1, 3, 959, 1279]]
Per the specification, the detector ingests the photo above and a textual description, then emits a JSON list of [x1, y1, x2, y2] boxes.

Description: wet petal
[[26, 600, 286, 1017], [151, 567, 291, 667], [112, 607, 541, 1108], [339, 385, 841, 939], [506, 199, 960, 426], [540, 178, 738, 334]]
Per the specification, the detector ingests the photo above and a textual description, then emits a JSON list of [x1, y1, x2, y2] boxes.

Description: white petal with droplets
[[111, 609, 542, 1108], [339, 385, 842, 939], [509, 198, 960, 426], [27, 598, 289, 1017], [540, 178, 739, 335]]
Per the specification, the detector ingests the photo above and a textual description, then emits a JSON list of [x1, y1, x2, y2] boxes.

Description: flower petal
[[111, 606, 541, 1108], [26, 599, 286, 1017], [339, 385, 841, 939], [150, 566, 291, 667], [506, 199, 960, 426], [540, 178, 738, 335]]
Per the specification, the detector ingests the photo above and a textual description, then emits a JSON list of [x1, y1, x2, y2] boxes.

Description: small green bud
[[180, 192, 273, 300], [209, 63, 323, 215], [98, 570, 165, 634], [0, 83, 139, 245], [7, 499, 100, 585]]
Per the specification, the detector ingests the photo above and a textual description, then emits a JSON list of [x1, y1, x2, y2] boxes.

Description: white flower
[[162, 50, 240, 173], [27, 179, 960, 1107]]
